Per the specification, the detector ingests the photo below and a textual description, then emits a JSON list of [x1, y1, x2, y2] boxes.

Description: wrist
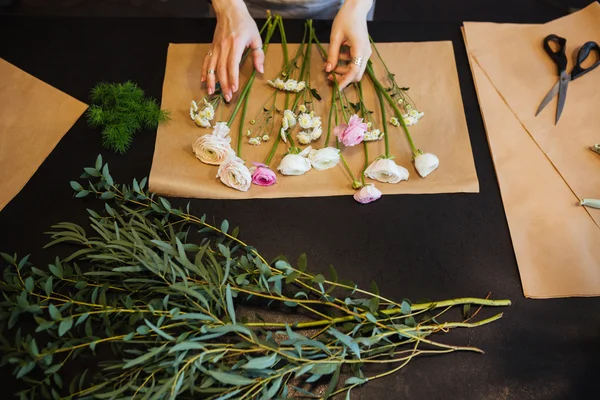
[[212, 0, 247, 16]]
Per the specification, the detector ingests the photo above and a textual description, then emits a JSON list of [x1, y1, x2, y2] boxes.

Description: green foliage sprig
[[0, 155, 510, 400], [86, 81, 170, 154]]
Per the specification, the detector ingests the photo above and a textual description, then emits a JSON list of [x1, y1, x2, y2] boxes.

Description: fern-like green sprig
[[86, 81, 170, 154]]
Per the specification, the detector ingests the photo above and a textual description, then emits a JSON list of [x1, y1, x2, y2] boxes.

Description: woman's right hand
[[202, 0, 265, 102]]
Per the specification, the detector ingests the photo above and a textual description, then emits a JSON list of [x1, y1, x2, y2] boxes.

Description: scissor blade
[[555, 74, 569, 124], [535, 80, 560, 116]]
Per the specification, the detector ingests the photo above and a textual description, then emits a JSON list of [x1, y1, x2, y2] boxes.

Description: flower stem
[[324, 88, 336, 147], [339, 148, 358, 185], [237, 83, 252, 157], [366, 62, 418, 156], [376, 84, 391, 158]]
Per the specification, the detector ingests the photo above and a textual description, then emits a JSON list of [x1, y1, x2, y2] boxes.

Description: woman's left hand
[[326, 0, 373, 90]]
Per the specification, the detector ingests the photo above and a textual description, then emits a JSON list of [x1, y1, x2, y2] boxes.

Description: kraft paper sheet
[[462, 4, 600, 298], [0, 58, 88, 212], [469, 3, 600, 226], [149, 42, 479, 199]]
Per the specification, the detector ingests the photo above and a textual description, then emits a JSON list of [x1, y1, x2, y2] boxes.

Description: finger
[[250, 36, 265, 74], [353, 44, 371, 82], [228, 41, 245, 93], [333, 64, 351, 75], [336, 63, 359, 90], [218, 40, 232, 101], [201, 47, 213, 83], [326, 33, 343, 73], [206, 45, 219, 95]]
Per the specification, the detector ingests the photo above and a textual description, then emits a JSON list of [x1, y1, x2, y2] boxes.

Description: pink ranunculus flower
[[334, 114, 368, 147], [353, 184, 382, 204], [250, 162, 277, 187]]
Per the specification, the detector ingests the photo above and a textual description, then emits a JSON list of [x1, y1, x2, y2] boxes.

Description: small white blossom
[[367, 122, 372, 128], [299, 104, 307, 113], [262, 135, 270, 142], [310, 126, 323, 141], [191, 100, 199, 112], [246, 130, 252, 136], [297, 132, 312, 145], [298, 113, 313, 130], [280, 127, 287, 143], [364, 129, 383, 141], [283, 109, 297, 128], [194, 116, 211, 128], [296, 81, 306, 91], [389, 117, 399, 127], [311, 116, 322, 129], [284, 79, 298, 92]]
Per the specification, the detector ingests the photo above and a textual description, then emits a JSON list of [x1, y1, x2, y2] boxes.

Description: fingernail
[[224, 94, 231, 102], [208, 87, 214, 95], [325, 62, 332, 72], [201, 77, 206, 83], [231, 85, 237, 93], [258, 65, 264, 73]]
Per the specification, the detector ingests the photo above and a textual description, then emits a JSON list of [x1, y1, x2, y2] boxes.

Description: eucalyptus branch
[[0, 155, 510, 400]]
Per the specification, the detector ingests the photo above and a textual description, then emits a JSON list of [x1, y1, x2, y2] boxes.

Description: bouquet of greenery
[[0, 156, 510, 399]]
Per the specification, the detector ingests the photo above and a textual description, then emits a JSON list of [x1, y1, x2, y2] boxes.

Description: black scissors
[[535, 34, 600, 124]]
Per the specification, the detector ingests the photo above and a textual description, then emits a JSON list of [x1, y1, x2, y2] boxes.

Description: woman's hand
[[326, 0, 373, 90], [202, 0, 265, 102]]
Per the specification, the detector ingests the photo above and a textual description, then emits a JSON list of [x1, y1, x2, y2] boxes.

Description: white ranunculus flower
[[212, 122, 230, 138], [298, 113, 313, 129], [284, 79, 298, 92], [310, 126, 322, 141], [364, 158, 409, 184], [194, 116, 211, 128], [192, 134, 234, 165], [308, 147, 340, 170], [283, 109, 297, 128], [277, 147, 312, 176], [217, 155, 252, 192], [414, 153, 439, 178], [296, 81, 306, 91], [297, 132, 312, 145]]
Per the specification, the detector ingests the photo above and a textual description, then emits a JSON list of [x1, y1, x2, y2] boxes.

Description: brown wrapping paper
[[463, 12, 600, 297], [0, 58, 88, 212], [469, 3, 600, 226], [149, 42, 479, 199]]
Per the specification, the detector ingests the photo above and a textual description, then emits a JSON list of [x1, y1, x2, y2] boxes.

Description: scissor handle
[[570, 41, 600, 80], [543, 34, 568, 75]]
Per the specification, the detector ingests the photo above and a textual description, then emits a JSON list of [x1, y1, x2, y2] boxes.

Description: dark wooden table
[[0, 9, 598, 399]]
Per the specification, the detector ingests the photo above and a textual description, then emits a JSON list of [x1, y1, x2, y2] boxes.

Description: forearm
[[343, 0, 374, 15]]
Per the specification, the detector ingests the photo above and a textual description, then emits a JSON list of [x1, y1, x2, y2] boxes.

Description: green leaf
[[84, 167, 101, 177], [75, 313, 89, 326], [48, 304, 61, 321], [75, 190, 90, 198], [95, 154, 103, 170], [313, 274, 325, 284], [365, 313, 377, 324], [54, 373, 63, 389], [220, 220, 229, 234], [328, 328, 361, 359], [29, 339, 39, 357], [122, 344, 167, 369], [144, 319, 175, 341], [462, 304, 471, 319], [323, 364, 341, 399], [207, 371, 255, 386], [294, 364, 314, 378], [16, 361, 35, 379], [140, 177, 147, 190], [123, 332, 136, 341], [371, 281, 380, 296], [172, 313, 215, 322], [70, 181, 83, 191], [100, 192, 116, 200], [344, 377, 367, 386], [44, 276, 53, 296], [34, 317, 54, 332], [169, 342, 206, 353], [297, 253, 307, 272], [58, 317, 74, 336], [225, 284, 236, 324], [17, 254, 30, 270], [45, 364, 62, 375], [25, 277, 34, 293], [102, 164, 113, 186], [241, 353, 278, 370], [136, 326, 150, 335], [401, 301, 411, 315], [48, 264, 63, 279]]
